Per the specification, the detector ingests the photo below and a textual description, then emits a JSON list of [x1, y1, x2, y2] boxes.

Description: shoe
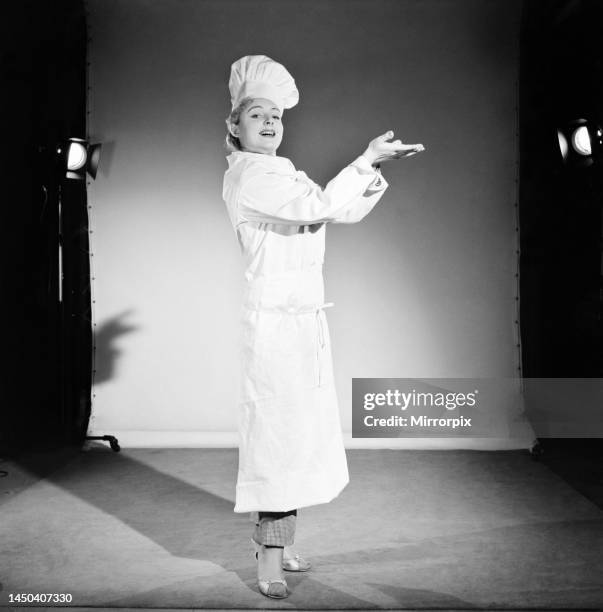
[[251, 539, 289, 599], [258, 578, 288, 599], [282, 551, 312, 572]]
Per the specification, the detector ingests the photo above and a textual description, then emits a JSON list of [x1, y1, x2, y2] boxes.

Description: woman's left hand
[[363, 130, 425, 165]]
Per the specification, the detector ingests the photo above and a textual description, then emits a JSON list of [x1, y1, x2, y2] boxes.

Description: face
[[231, 98, 283, 155]]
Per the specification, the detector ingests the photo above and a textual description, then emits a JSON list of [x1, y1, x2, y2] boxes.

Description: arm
[[237, 156, 387, 226], [329, 155, 389, 224]]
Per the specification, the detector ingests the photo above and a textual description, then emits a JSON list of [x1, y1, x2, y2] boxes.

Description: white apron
[[222, 150, 388, 513]]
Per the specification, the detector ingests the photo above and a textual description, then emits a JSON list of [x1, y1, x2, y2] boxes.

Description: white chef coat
[[222, 150, 389, 513]]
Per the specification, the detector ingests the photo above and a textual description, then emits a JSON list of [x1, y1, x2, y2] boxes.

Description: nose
[[263, 115, 274, 125]]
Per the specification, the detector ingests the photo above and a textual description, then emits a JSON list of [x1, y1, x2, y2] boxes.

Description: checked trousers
[[250, 509, 297, 547]]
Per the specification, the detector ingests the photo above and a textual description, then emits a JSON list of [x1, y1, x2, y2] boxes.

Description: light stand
[[57, 138, 120, 452], [556, 118, 603, 369]]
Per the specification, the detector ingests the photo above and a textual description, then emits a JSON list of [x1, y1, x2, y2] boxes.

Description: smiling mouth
[[259, 130, 276, 137]]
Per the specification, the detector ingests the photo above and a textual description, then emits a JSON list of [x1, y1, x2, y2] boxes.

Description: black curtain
[[0, 0, 92, 452], [519, 0, 603, 377]]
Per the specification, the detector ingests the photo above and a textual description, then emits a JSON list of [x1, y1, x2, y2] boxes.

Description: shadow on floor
[[533, 438, 603, 510]]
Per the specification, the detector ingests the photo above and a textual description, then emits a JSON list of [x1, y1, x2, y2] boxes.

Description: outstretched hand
[[362, 130, 425, 166]]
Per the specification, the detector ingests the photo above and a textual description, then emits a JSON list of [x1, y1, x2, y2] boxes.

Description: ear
[[226, 120, 239, 138]]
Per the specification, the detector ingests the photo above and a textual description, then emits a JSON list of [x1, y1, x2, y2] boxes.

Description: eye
[[273, 115, 281, 120]]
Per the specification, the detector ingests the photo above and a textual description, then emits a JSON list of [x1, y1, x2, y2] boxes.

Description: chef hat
[[229, 54, 299, 114]]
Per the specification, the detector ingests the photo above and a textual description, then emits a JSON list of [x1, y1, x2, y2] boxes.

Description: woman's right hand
[[362, 130, 425, 166]]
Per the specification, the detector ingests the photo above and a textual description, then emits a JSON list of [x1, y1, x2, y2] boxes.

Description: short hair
[[224, 96, 254, 153]]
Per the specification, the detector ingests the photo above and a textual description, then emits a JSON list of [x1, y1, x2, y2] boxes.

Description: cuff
[[351, 155, 378, 173]]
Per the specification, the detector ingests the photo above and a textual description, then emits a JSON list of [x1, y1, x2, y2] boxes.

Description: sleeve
[[237, 155, 389, 226], [330, 157, 389, 224]]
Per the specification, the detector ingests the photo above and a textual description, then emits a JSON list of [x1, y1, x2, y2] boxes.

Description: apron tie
[[314, 303, 334, 386], [247, 302, 334, 316], [315, 302, 334, 348]]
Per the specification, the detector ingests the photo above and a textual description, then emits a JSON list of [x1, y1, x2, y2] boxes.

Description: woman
[[222, 55, 424, 599]]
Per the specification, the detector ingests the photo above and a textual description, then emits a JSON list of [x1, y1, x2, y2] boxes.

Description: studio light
[[557, 130, 569, 160], [556, 119, 603, 167], [60, 137, 102, 180], [572, 125, 592, 156], [67, 140, 87, 171]]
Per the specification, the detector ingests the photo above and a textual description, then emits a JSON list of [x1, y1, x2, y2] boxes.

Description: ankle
[[260, 545, 283, 559]]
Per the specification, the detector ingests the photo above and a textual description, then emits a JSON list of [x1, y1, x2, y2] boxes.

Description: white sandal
[[257, 577, 288, 599], [282, 551, 312, 572], [251, 539, 289, 599]]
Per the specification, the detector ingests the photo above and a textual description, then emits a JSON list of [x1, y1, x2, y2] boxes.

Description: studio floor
[[1, 444, 602, 611]]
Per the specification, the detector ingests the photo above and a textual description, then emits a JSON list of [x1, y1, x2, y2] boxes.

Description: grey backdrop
[[86, 0, 533, 448]]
